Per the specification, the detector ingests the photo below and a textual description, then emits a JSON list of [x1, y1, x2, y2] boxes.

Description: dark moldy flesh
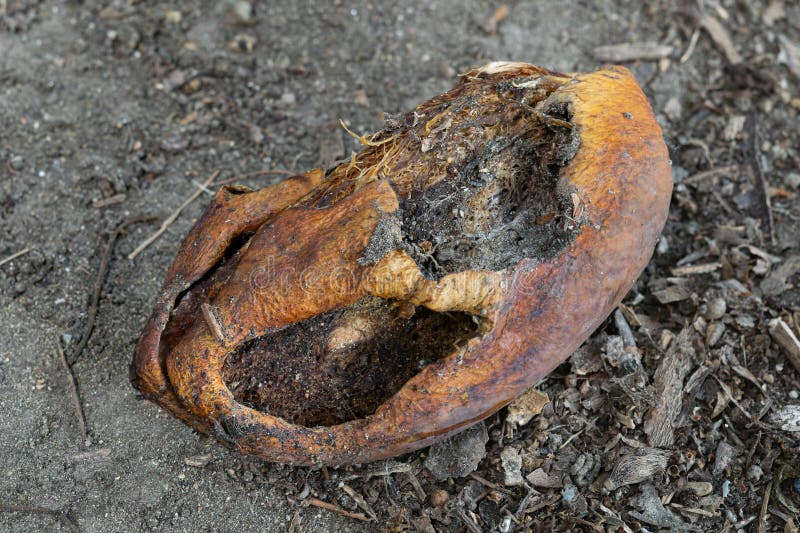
[[399, 89, 581, 277], [222, 297, 478, 427], [355, 73, 582, 277]]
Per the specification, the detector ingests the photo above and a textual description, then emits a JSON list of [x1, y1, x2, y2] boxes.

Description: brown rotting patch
[[222, 296, 479, 426]]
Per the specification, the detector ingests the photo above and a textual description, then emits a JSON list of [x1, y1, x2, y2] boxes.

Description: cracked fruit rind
[[131, 62, 672, 465]]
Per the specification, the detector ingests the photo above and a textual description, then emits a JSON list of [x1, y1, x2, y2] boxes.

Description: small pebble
[[704, 297, 727, 320], [722, 479, 731, 498], [562, 484, 578, 504], [685, 481, 713, 497], [500, 447, 524, 486], [734, 314, 755, 329], [706, 322, 725, 347], [232, 1, 254, 24], [429, 489, 449, 507], [747, 465, 763, 482]]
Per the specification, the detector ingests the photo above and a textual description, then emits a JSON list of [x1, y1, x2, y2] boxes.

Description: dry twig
[[71, 215, 155, 365], [680, 29, 700, 63], [128, 170, 219, 260], [305, 497, 372, 522], [0, 503, 79, 533], [698, 11, 742, 64], [339, 483, 377, 520], [0, 246, 32, 268], [593, 42, 673, 62], [745, 113, 776, 244], [56, 337, 87, 447], [757, 481, 772, 533], [768, 318, 800, 374], [682, 165, 740, 186]]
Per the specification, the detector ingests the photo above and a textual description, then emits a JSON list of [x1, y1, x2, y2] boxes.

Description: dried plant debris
[[643, 328, 698, 447], [423, 422, 488, 481], [593, 42, 674, 62], [630, 484, 698, 531], [604, 448, 670, 491], [769, 318, 800, 373], [770, 405, 800, 432], [505, 387, 550, 427]]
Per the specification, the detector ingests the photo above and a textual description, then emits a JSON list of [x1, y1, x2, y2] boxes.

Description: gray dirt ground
[[1, 1, 799, 532]]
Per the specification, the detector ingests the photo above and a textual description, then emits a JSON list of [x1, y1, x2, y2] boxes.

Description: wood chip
[[653, 285, 692, 304], [699, 12, 742, 64], [670, 262, 721, 276], [593, 42, 673, 62], [72, 447, 112, 461], [506, 387, 550, 426], [644, 329, 697, 447], [768, 318, 800, 374], [339, 483, 377, 520], [184, 453, 213, 467]]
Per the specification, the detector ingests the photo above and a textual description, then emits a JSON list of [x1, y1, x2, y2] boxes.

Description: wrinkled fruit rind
[[132, 62, 672, 465]]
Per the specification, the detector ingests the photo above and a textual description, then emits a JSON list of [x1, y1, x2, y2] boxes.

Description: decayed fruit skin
[[131, 62, 672, 465]]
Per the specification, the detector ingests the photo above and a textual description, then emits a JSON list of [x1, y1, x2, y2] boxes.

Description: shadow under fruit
[[131, 62, 672, 465]]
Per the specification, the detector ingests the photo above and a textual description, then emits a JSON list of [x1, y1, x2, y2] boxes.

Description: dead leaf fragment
[[423, 422, 488, 480], [713, 441, 737, 475], [526, 468, 563, 488], [506, 387, 550, 426], [653, 285, 692, 304], [630, 485, 698, 530]]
